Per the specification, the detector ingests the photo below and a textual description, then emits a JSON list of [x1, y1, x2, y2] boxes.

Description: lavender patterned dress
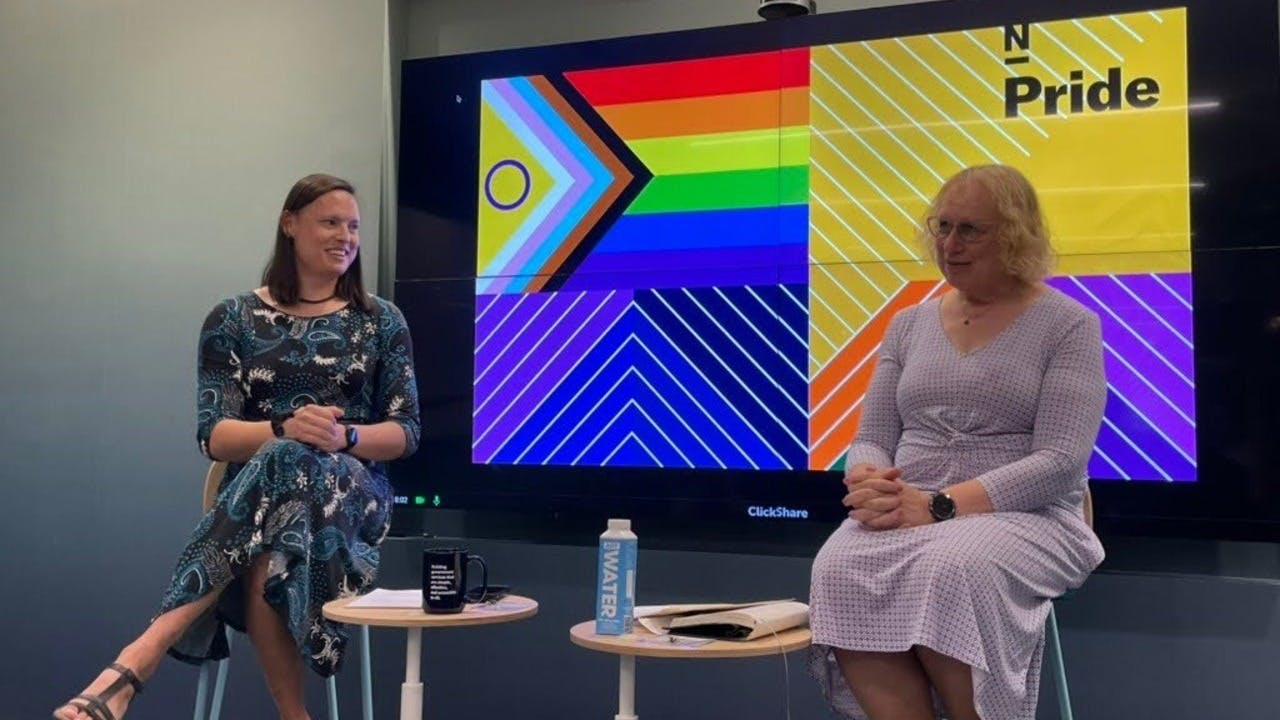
[[809, 288, 1105, 719], [160, 292, 420, 676]]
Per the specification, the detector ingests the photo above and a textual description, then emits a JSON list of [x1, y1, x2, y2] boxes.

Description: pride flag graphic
[[472, 9, 1196, 481]]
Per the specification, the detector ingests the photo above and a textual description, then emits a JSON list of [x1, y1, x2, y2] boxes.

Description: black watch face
[[930, 492, 956, 520]]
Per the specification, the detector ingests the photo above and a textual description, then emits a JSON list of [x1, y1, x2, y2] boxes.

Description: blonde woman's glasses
[[926, 217, 995, 243]]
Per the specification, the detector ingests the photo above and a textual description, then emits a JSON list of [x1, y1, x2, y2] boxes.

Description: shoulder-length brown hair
[[262, 173, 373, 312]]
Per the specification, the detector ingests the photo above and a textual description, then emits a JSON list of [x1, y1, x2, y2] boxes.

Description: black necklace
[[297, 293, 337, 304]]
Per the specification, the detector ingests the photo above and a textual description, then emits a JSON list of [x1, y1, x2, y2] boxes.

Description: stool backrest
[[203, 461, 228, 513], [1083, 486, 1094, 530]]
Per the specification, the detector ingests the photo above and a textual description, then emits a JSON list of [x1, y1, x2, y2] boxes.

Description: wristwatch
[[341, 424, 360, 452], [270, 411, 293, 438], [929, 491, 957, 522]]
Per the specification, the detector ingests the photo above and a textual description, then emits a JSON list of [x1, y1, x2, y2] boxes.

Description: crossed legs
[[245, 553, 312, 720], [834, 646, 980, 720], [55, 553, 312, 720], [53, 590, 221, 720]]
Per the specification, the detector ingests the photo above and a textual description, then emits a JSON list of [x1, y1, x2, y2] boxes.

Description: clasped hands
[[277, 404, 349, 453], [843, 463, 933, 530]]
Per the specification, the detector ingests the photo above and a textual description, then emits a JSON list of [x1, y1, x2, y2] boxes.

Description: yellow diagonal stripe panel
[[808, 9, 1189, 371]]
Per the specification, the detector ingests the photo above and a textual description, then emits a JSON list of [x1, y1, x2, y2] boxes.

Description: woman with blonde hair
[[809, 165, 1105, 720]]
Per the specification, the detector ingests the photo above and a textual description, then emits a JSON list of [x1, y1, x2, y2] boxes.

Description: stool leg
[[400, 627, 423, 720], [361, 625, 373, 720], [327, 675, 340, 719], [1046, 604, 1073, 720], [616, 654, 638, 720], [193, 663, 211, 720], [210, 629, 232, 720]]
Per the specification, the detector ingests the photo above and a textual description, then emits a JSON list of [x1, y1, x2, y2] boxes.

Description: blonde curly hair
[[919, 164, 1055, 284]]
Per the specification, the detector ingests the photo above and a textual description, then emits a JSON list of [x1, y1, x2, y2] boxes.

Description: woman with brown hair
[[55, 173, 420, 720]]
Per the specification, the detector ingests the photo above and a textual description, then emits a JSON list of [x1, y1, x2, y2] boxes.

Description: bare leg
[[914, 645, 980, 720], [245, 553, 311, 720], [53, 590, 222, 720], [834, 648, 936, 720]]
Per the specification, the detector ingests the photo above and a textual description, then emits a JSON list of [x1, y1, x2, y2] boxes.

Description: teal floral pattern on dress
[[162, 292, 419, 676]]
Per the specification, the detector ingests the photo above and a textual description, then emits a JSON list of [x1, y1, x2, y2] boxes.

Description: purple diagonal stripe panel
[[1091, 419, 1163, 480], [475, 291, 598, 408], [1050, 273, 1196, 481], [1099, 388, 1194, 480], [1075, 275, 1192, 370], [1052, 277, 1194, 401], [472, 290, 632, 462], [1102, 331, 1193, 406], [1054, 274, 1192, 379], [475, 292, 522, 348], [1156, 272, 1192, 303], [1088, 449, 1123, 480], [1100, 353, 1195, 454], [476, 293, 501, 324], [474, 293, 547, 375], [1124, 273, 1193, 339]]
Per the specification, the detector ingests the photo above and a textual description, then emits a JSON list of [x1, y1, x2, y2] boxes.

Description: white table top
[[323, 594, 538, 628], [569, 620, 811, 659]]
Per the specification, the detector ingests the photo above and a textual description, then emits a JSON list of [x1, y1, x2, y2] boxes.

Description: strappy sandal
[[54, 662, 144, 720]]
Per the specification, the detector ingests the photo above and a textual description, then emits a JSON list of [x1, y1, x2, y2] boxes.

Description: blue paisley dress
[[161, 291, 420, 676]]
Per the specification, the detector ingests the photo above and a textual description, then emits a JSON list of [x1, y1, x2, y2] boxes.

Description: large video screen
[[396, 0, 1280, 543]]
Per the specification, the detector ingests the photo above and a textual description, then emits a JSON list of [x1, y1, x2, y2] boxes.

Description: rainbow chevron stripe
[[561, 49, 810, 290]]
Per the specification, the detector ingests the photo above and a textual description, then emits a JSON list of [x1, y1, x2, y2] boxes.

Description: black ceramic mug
[[423, 547, 488, 614]]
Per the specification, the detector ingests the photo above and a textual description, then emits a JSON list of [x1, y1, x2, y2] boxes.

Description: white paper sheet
[[346, 588, 423, 608], [632, 634, 714, 648]]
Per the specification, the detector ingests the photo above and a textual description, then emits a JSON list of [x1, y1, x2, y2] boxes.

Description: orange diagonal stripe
[[810, 358, 875, 435], [810, 282, 935, 403], [809, 282, 942, 469], [810, 409, 863, 470]]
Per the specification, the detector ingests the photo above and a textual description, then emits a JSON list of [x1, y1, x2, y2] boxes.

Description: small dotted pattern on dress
[[808, 289, 1106, 719]]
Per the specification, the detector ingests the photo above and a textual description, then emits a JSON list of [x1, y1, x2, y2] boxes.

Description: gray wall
[[0, 1, 385, 717], [2, 1, 1278, 719]]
